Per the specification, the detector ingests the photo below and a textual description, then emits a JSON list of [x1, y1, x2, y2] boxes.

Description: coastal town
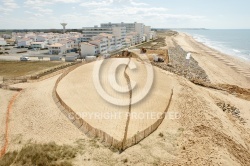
[[1, 1, 250, 165], [0, 22, 156, 61]]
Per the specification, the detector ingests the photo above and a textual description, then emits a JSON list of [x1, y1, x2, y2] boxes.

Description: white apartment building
[[48, 43, 66, 55], [126, 35, 136, 46], [127, 32, 140, 45], [111, 27, 126, 45], [94, 34, 116, 52], [82, 26, 113, 42], [89, 37, 108, 54], [82, 26, 126, 45], [101, 22, 144, 44], [0, 38, 7, 46], [144, 26, 151, 34], [80, 42, 99, 57], [125, 38, 132, 47]]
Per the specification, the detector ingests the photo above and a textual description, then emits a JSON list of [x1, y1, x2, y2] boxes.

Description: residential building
[[80, 42, 99, 57], [1, 34, 11, 39], [127, 32, 140, 44], [94, 33, 116, 52], [82, 26, 113, 42], [82, 25, 126, 45], [17, 38, 33, 47], [31, 42, 46, 49], [59, 39, 74, 53], [36, 35, 47, 42], [111, 26, 126, 45], [101, 22, 145, 43], [48, 43, 66, 55], [0, 38, 7, 46], [89, 37, 108, 54]]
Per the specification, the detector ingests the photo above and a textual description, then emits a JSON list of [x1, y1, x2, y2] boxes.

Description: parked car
[[20, 57, 30, 61]]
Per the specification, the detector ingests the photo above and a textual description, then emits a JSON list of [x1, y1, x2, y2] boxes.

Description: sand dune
[[0, 32, 250, 165]]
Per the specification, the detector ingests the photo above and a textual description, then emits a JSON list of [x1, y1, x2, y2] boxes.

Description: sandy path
[[0, 90, 16, 153], [171, 32, 250, 88], [6, 75, 83, 152]]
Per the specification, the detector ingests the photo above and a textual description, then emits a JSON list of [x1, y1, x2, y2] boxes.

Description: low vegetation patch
[[0, 61, 65, 77], [0, 142, 78, 166]]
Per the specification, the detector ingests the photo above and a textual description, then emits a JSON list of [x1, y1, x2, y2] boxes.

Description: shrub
[[0, 142, 78, 166]]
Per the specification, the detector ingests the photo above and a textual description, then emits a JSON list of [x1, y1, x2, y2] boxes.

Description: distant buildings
[[1, 21, 156, 58], [80, 22, 156, 57], [12, 32, 83, 55]]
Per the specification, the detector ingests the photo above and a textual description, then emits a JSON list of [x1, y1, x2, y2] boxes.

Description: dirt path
[[0, 91, 21, 158]]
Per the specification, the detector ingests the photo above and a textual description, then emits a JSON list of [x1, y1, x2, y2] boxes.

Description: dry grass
[[0, 61, 66, 77], [0, 142, 78, 166]]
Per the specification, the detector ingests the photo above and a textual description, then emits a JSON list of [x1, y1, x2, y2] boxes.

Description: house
[[0, 38, 7, 46], [36, 35, 47, 42], [17, 38, 33, 47], [5, 39, 15, 45], [80, 42, 99, 57], [48, 43, 66, 55], [31, 42, 46, 49], [59, 39, 74, 53]]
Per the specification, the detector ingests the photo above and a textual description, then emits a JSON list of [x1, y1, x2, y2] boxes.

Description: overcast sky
[[0, 0, 250, 29]]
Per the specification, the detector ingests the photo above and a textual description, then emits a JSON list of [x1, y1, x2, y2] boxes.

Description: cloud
[[24, 0, 80, 7], [89, 7, 168, 16], [32, 7, 53, 14], [80, 0, 148, 7], [0, 0, 19, 14], [129, 0, 148, 6], [24, 10, 32, 14], [34, 13, 44, 17], [80, 0, 113, 7]]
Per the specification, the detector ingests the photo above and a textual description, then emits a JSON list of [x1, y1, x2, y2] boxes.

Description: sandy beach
[[0, 32, 250, 165], [165, 32, 250, 88]]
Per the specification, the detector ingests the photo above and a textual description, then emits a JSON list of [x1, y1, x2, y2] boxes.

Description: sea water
[[178, 29, 250, 61]]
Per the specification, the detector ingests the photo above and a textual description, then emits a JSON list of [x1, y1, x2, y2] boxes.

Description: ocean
[[177, 29, 250, 61]]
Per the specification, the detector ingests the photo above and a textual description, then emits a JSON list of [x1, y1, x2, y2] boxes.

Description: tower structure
[[60, 23, 67, 33]]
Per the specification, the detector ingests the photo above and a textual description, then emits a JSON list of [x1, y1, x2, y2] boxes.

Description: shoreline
[[185, 32, 250, 62], [166, 32, 250, 88]]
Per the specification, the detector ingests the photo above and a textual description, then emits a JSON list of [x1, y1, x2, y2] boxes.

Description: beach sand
[[0, 32, 250, 165], [166, 32, 250, 88]]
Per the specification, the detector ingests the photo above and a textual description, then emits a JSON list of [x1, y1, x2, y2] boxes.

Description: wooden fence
[[53, 60, 174, 151]]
